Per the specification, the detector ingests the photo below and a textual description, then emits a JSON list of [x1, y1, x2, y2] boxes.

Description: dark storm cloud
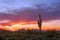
[[0, 4, 60, 22], [44, 5, 60, 21], [0, 13, 15, 20], [0, 8, 39, 22], [14, 1, 60, 22], [0, 0, 60, 22]]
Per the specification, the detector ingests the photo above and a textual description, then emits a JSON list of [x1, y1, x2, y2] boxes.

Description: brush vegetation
[[0, 30, 60, 40]]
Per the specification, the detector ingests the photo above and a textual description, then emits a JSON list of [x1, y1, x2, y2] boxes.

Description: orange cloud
[[0, 20, 60, 31]]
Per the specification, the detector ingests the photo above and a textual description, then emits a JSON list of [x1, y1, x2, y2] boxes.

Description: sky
[[0, 0, 60, 31]]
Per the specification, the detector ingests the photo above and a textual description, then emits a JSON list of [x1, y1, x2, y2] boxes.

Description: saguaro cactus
[[38, 14, 42, 31]]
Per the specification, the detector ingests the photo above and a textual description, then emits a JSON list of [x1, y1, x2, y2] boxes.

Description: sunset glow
[[0, 20, 60, 31], [0, 0, 60, 31]]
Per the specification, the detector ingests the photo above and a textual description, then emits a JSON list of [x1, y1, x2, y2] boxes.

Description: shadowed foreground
[[0, 30, 60, 40]]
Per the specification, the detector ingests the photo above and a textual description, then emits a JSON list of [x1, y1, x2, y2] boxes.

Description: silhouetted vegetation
[[0, 30, 60, 40], [38, 14, 42, 32]]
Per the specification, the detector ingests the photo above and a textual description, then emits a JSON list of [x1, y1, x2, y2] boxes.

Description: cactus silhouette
[[38, 14, 42, 31]]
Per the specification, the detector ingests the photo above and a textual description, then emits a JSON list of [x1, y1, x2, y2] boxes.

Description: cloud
[[0, 5, 60, 22], [0, 0, 60, 12], [0, 0, 60, 22], [0, 20, 10, 23]]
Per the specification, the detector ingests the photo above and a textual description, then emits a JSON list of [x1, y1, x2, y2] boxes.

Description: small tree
[[38, 14, 42, 32]]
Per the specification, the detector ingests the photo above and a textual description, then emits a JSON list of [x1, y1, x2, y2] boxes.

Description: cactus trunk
[[38, 14, 42, 32]]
